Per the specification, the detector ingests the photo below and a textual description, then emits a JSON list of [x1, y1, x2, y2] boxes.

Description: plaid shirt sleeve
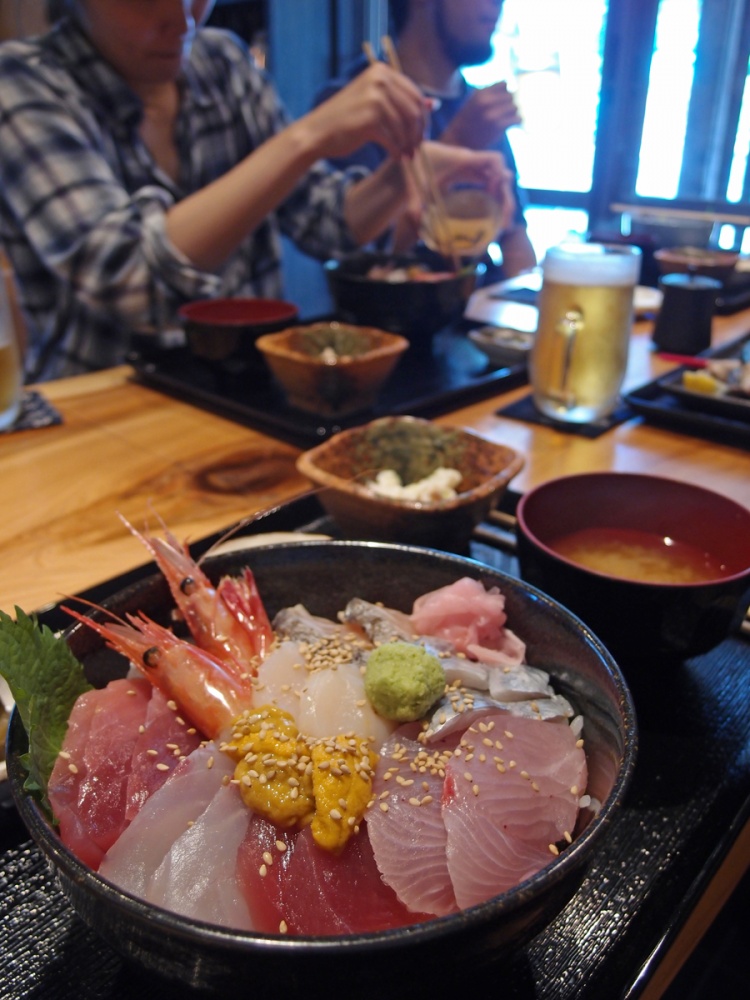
[[0, 25, 364, 376]]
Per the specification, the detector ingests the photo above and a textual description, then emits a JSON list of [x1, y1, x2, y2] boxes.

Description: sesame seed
[[59, 750, 71, 760], [207, 756, 215, 769], [67, 763, 78, 775], [472, 784, 479, 796], [276, 840, 287, 853], [156, 763, 170, 772], [167, 700, 178, 711], [329, 808, 343, 821], [263, 851, 274, 866], [379, 802, 389, 812], [259, 864, 268, 877], [548, 844, 560, 856], [409, 797, 421, 806], [146, 749, 158, 757], [126, 689, 136, 697], [279, 920, 288, 934]]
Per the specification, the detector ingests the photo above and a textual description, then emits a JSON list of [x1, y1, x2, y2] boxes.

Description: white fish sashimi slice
[[298, 665, 395, 746], [487, 662, 553, 702], [423, 690, 573, 742], [442, 712, 586, 909], [147, 780, 253, 931], [340, 597, 414, 644], [255, 632, 394, 745], [367, 730, 459, 917], [99, 743, 234, 897], [253, 639, 308, 722], [273, 603, 358, 642]]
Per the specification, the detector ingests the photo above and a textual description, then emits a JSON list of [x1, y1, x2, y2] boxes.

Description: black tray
[[129, 322, 528, 449], [2, 492, 749, 999], [624, 331, 750, 448]]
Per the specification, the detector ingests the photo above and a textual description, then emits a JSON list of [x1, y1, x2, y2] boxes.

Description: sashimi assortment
[[18, 520, 590, 937]]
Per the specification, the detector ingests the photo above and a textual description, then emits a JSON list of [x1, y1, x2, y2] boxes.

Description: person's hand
[[439, 82, 522, 150], [303, 63, 430, 162]]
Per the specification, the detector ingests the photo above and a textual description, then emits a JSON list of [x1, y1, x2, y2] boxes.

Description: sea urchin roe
[[310, 735, 378, 852], [223, 705, 378, 852], [365, 642, 446, 722], [224, 706, 314, 827]]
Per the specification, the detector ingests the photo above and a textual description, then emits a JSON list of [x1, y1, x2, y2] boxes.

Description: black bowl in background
[[324, 251, 483, 349], [516, 473, 750, 668], [8, 541, 636, 999], [178, 297, 299, 369]]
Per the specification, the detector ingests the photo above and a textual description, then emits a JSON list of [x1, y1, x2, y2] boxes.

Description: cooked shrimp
[[63, 606, 254, 740], [120, 514, 273, 669]]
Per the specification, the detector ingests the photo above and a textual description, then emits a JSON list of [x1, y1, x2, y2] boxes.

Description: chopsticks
[[364, 37, 459, 270]]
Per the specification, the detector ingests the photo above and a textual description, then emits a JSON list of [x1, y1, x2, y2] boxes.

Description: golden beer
[[0, 256, 23, 430], [529, 244, 641, 423], [0, 340, 22, 430], [421, 187, 502, 259]]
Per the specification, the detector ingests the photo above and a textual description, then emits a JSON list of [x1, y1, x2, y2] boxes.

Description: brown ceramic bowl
[[516, 472, 750, 667], [7, 541, 636, 998], [324, 251, 483, 349], [256, 321, 408, 417], [296, 415, 524, 551], [179, 297, 299, 367], [654, 246, 739, 285]]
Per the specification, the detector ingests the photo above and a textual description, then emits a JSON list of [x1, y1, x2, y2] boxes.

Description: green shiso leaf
[[0, 607, 92, 817]]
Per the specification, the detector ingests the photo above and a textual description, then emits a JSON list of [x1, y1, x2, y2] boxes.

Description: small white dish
[[468, 325, 534, 368], [634, 285, 663, 317]]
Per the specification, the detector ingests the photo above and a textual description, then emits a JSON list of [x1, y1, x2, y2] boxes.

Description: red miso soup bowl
[[8, 542, 636, 999], [516, 472, 750, 667], [179, 297, 299, 367]]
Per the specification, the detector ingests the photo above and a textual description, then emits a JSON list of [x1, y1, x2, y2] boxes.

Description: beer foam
[[543, 244, 641, 287]]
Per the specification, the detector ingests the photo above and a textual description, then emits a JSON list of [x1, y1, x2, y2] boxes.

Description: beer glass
[[0, 256, 23, 431], [529, 243, 641, 423]]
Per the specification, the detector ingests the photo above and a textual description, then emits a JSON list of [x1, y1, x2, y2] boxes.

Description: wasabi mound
[[364, 642, 446, 722]]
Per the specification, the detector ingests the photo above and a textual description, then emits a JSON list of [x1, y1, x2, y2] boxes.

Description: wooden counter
[[2, 308, 749, 615]]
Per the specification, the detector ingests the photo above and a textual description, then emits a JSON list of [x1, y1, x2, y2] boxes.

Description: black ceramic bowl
[[324, 251, 483, 348], [8, 542, 636, 999], [516, 473, 750, 667]]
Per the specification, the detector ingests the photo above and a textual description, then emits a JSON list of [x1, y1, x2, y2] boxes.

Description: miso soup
[[551, 526, 727, 584]]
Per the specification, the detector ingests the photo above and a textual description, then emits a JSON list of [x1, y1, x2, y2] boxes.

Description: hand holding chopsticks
[[362, 37, 515, 267]]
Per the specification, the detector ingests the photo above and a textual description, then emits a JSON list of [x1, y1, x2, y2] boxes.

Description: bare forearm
[[165, 118, 323, 271], [343, 159, 409, 245]]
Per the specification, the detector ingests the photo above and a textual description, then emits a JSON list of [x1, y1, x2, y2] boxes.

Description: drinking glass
[[529, 243, 641, 423], [420, 184, 504, 260], [0, 256, 23, 431]]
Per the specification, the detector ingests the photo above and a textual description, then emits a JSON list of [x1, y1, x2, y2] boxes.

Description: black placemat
[[497, 390, 634, 437], [1, 389, 63, 433], [130, 322, 528, 448]]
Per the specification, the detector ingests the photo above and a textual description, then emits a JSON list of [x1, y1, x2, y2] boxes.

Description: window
[[465, 0, 750, 256]]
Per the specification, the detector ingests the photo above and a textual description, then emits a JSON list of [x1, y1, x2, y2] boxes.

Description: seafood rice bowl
[[5, 534, 636, 998]]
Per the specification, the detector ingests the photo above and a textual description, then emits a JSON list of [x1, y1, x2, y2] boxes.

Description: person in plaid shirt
[[0, 1, 513, 380]]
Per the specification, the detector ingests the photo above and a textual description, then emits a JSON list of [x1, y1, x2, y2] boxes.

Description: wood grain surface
[[2, 309, 749, 614]]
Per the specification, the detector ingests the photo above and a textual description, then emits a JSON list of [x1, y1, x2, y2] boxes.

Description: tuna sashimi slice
[[99, 742, 234, 898], [48, 677, 153, 869], [442, 712, 587, 909], [238, 815, 427, 935], [124, 686, 203, 820], [367, 728, 460, 917]]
